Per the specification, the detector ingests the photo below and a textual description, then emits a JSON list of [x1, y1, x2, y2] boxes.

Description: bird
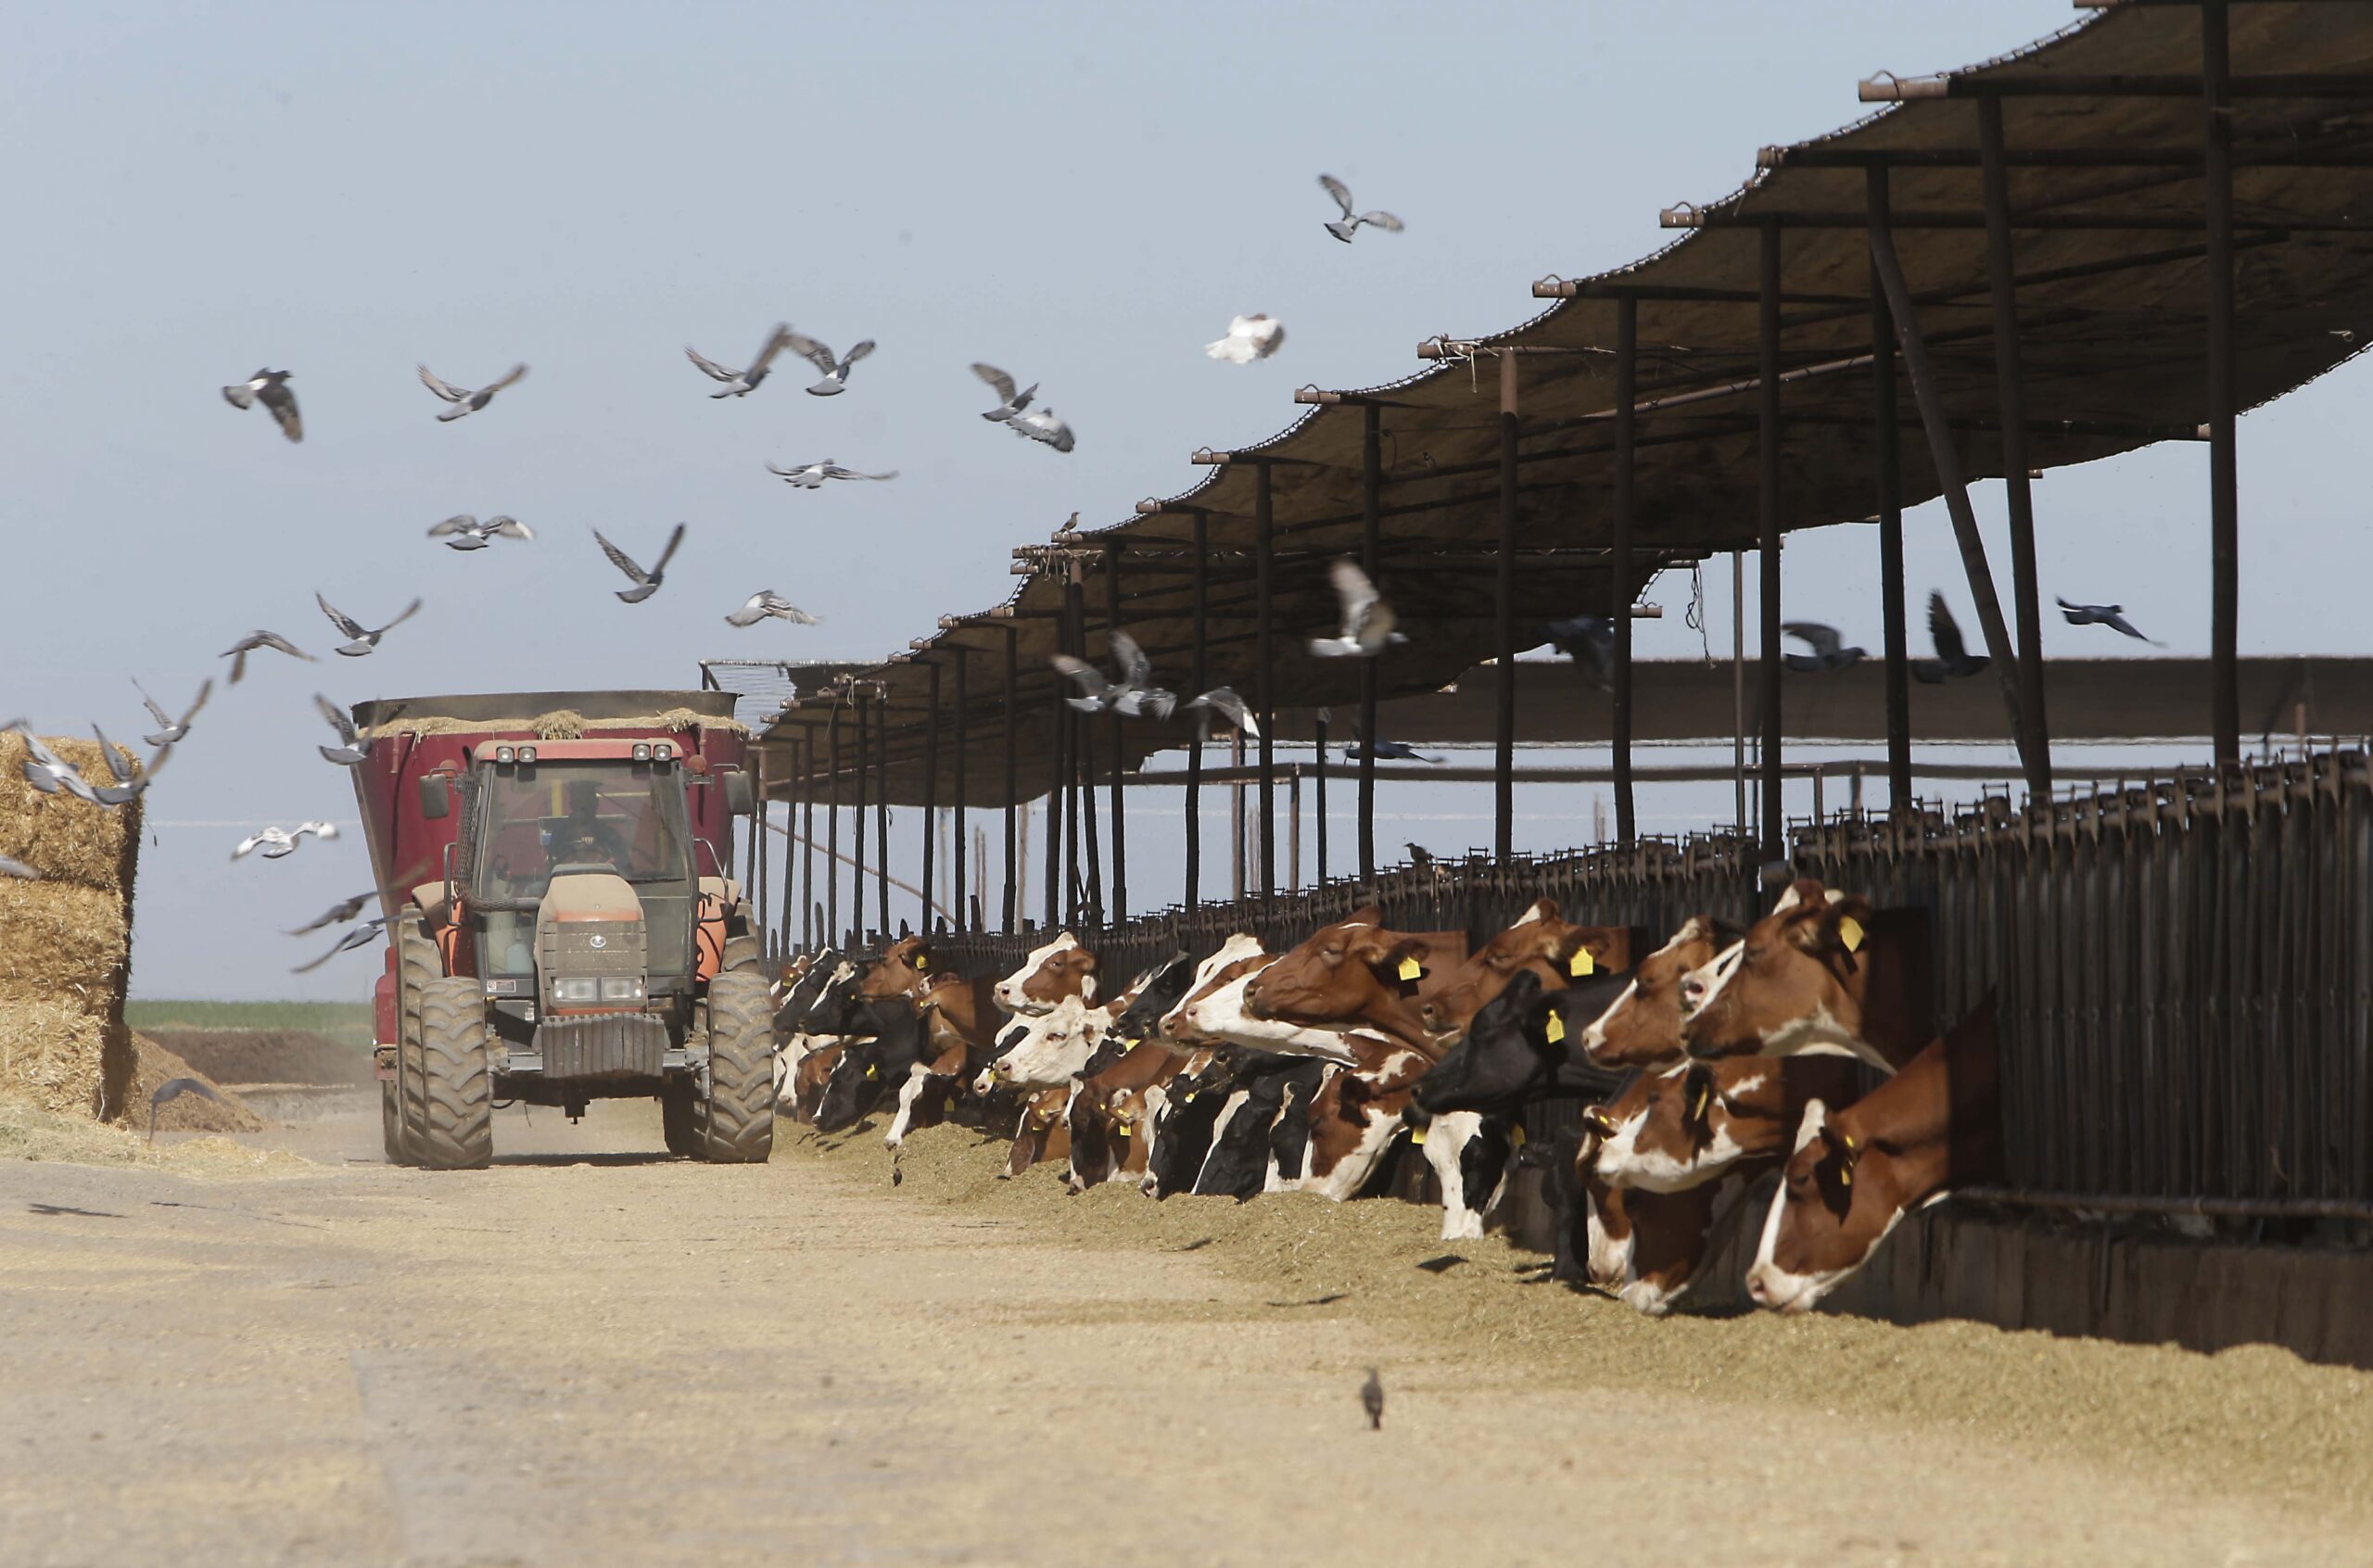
[[1404, 842, 1434, 868], [766, 460, 897, 489], [685, 324, 794, 398], [1008, 406, 1076, 453], [220, 631, 315, 685], [971, 363, 1038, 423], [234, 821, 338, 861], [1782, 621, 1866, 673], [0, 854, 36, 880], [725, 591, 820, 628], [221, 369, 301, 442], [1206, 314, 1287, 364], [6, 724, 101, 803], [1359, 1366, 1385, 1429], [2056, 596, 2163, 646], [287, 891, 376, 935], [148, 1077, 225, 1142], [417, 362, 527, 422], [292, 919, 386, 974], [1914, 592, 1990, 684], [1318, 175, 1404, 245], [1541, 615, 1615, 689], [1052, 631, 1175, 720], [1310, 558, 1407, 658], [427, 514, 533, 551], [1182, 687, 1259, 740], [315, 693, 368, 765], [1345, 729, 1443, 765], [781, 331, 874, 396], [595, 524, 686, 604], [133, 678, 209, 748], [86, 727, 162, 806], [316, 593, 422, 657]]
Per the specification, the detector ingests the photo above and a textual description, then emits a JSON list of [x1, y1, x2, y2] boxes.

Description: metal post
[[1496, 352, 1519, 863], [753, 779, 769, 960], [826, 699, 842, 945], [851, 690, 869, 942], [1313, 710, 1328, 883], [2203, 0, 2240, 768], [1001, 626, 1019, 931], [1255, 462, 1275, 904], [1732, 555, 1746, 835], [1069, 565, 1098, 926], [1871, 183, 1914, 815], [951, 646, 968, 932], [1231, 728, 1246, 904], [1611, 295, 1638, 847], [1758, 219, 1785, 861], [1046, 614, 1065, 931], [1104, 549, 1126, 925], [1288, 766, 1302, 893], [1360, 403, 1381, 884], [872, 689, 890, 938], [1979, 96, 2054, 797], [799, 733, 816, 951], [778, 739, 798, 955], [1186, 511, 1208, 906], [921, 660, 941, 934]]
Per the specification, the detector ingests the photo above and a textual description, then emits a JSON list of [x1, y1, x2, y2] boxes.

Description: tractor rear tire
[[660, 1083, 700, 1157], [722, 900, 761, 972], [391, 910, 441, 1165], [694, 970, 775, 1163], [379, 1081, 418, 1166], [407, 977, 494, 1170]]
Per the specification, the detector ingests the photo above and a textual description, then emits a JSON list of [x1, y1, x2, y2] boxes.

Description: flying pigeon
[[1359, 1367, 1385, 1430], [0, 854, 35, 880], [766, 460, 897, 489], [221, 369, 302, 442], [1052, 631, 1175, 720], [781, 331, 874, 396], [1913, 593, 1990, 684], [148, 1077, 226, 1142], [287, 891, 376, 935], [2056, 597, 2163, 646], [134, 677, 209, 747], [1182, 687, 1259, 740], [1318, 175, 1404, 245], [1310, 558, 1407, 658], [86, 727, 161, 806], [594, 524, 686, 604], [1206, 314, 1287, 364], [6, 724, 101, 803], [417, 362, 527, 422], [1542, 615, 1615, 689], [1008, 406, 1076, 453], [316, 593, 423, 657], [725, 591, 821, 628], [971, 363, 1037, 423], [427, 514, 533, 551], [1345, 729, 1443, 764], [685, 324, 795, 398], [220, 631, 315, 685], [234, 821, 339, 861], [315, 693, 368, 765], [292, 919, 387, 974], [1782, 622, 1866, 673]]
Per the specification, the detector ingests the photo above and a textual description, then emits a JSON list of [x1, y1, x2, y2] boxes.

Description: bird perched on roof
[[1541, 615, 1615, 689], [1008, 406, 1076, 453], [317, 593, 423, 657], [767, 459, 897, 489], [1206, 314, 1286, 364], [1310, 559, 1407, 658], [133, 678, 209, 748], [1182, 686, 1259, 740], [148, 1077, 225, 1142], [782, 331, 874, 396], [2056, 597, 2163, 646], [315, 694, 368, 766], [1345, 729, 1443, 765], [685, 324, 793, 398], [417, 362, 527, 422], [221, 369, 301, 442], [1913, 593, 1990, 684], [234, 821, 338, 861], [1782, 622, 1866, 673], [725, 591, 820, 628], [1359, 1366, 1385, 1429], [6, 723, 101, 803], [427, 514, 533, 551], [594, 524, 686, 604], [292, 919, 386, 974], [220, 631, 316, 684], [86, 727, 162, 806], [287, 891, 375, 936], [1318, 176, 1403, 245], [971, 363, 1037, 423], [1403, 843, 1434, 869], [0, 854, 36, 880], [1053, 631, 1176, 720]]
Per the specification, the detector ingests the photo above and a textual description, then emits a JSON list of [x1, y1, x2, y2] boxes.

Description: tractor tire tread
[[410, 977, 494, 1170], [695, 970, 776, 1163]]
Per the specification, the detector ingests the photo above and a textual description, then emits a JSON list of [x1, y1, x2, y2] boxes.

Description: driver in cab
[[545, 780, 628, 868]]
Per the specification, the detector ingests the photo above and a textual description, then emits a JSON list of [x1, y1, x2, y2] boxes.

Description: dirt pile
[[146, 1030, 374, 1087], [129, 1036, 265, 1134]]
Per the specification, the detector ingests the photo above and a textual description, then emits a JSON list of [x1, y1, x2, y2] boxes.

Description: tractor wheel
[[392, 910, 442, 1161], [660, 1082, 700, 1157], [405, 976, 494, 1170], [694, 969, 776, 1163], [379, 1080, 418, 1166], [722, 900, 761, 972]]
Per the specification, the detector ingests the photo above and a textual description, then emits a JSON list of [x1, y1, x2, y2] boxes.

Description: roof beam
[[1664, 209, 2338, 232], [1859, 73, 2373, 102], [1758, 145, 2373, 170]]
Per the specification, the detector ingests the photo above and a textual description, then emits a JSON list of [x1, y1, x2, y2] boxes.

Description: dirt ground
[[2, 1099, 2367, 1568]]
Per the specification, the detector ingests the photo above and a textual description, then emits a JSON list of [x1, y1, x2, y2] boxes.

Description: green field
[[126, 1001, 377, 1048]]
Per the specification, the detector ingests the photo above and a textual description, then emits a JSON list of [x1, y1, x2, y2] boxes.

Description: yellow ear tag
[[913, 955, 928, 970], [1409, 1125, 1428, 1145], [942, 1097, 954, 1115], [1692, 1082, 1710, 1120], [1543, 1011, 1566, 1044], [1837, 917, 1865, 954], [1510, 1124, 1528, 1149], [1837, 1162, 1853, 1187], [864, 1063, 879, 1081], [1396, 956, 1422, 981], [1568, 949, 1595, 978], [1114, 1122, 1131, 1139]]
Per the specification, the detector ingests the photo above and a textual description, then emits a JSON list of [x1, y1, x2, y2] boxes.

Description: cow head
[[1110, 951, 1199, 1043], [993, 931, 1098, 1015], [1679, 880, 1905, 1069], [1414, 900, 1628, 1037], [1744, 1099, 1895, 1313], [1412, 969, 1616, 1118], [1242, 914, 1436, 1028], [794, 959, 868, 1036], [979, 994, 1113, 1091], [1579, 916, 1735, 1069], [859, 934, 936, 999]]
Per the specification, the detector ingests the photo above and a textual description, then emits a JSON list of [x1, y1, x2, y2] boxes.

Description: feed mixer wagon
[[345, 689, 775, 1169]]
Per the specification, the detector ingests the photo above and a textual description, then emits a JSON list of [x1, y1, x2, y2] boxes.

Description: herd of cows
[[768, 878, 1999, 1317]]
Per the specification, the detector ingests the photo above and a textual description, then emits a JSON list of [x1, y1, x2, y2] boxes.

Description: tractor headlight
[[598, 976, 646, 1003], [550, 977, 599, 1003]]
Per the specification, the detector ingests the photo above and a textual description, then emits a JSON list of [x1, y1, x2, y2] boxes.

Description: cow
[[1592, 1055, 1865, 1195], [973, 993, 1123, 1094], [1165, 940, 1362, 1065], [1746, 995, 1999, 1314], [812, 1000, 930, 1132], [1240, 909, 1469, 1051], [991, 930, 1099, 1015], [1191, 1053, 1326, 1199], [1289, 1032, 1432, 1202], [1141, 1051, 1233, 1197], [1413, 969, 1630, 1119], [785, 1041, 842, 1124], [1413, 1109, 1514, 1240], [1412, 899, 1633, 1039], [1567, 1086, 1751, 1317], [1108, 950, 1205, 1043], [1004, 1086, 1072, 1179], [1577, 916, 1738, 1070], [1680, 880, 1934, 1072], [1064, 1043, 1182, 1192]]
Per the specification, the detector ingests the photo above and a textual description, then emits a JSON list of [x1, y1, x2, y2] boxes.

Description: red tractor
[[349, 689, 774, 1169]]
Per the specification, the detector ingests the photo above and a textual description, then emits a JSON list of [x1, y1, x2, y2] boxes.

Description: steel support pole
[[1612, 295, 1638, 847], [1046, 618, 1065, 931], [921, 660, 941, 934], [1001, 626, 1019, 931], [1496, 353, 1519, 863], [2204, 0, 2241, 768], [1758, 220, 1785, 861], [779, 738, 799, 955], [1979, 96, 2054, 797], [825, 703, 841, 945], [1870, 187, 1914, 815], [1186, 512, 1208, 906], [1255, 462, 1275, 904], [753, 781, 769, 960], [1359, 404, 1381, 884], [872, 689, 890, 938], [800, 734, 817, 950], [1104, 550, 1126, 925], [1068, 566, 1097, 927], [1313, 711, 1327, 883], [951, 647, 968, 932], [851, 693, 868, 942]]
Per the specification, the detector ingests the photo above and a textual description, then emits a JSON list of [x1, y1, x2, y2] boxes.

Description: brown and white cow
[[1592, 1055, 1864, 1195], [1680, 880, 1934, 1073], [991, 930, 1100, 1016], [1064, 1042, 1182, 1192], [1003, 1086, 1073, 1179], [1240, 909, 1469, 1051], [1566, 1073, 1750, 1315], [1746, 995, 1999, 1313], [1288, 1032, 1431, 1202], [1413, 899, 1633, 1039], [1163, 935, 1363, 1065], [1577, 915, 1738, 1070]]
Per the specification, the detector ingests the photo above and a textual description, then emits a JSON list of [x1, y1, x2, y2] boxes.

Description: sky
[[7, 0, 2367, 998]]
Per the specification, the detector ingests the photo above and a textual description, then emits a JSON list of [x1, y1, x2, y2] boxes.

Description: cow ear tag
[[1837, 917, 1865, 954], [1409, 1125, 1428, 1145], [913, 955, 928, 970], [1568, 949, 1595, 978], [1692, 1081, 1710, 1120], [1543, 1011, 1566, 1044], [1510, 1123, 1528, 1149], [1396, 955, 1423, 981], [864, 1063, 879, 1080]]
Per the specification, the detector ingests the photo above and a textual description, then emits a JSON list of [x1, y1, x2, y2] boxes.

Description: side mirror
[[419, 775, 452, 820], [724, 769, 755, 817]]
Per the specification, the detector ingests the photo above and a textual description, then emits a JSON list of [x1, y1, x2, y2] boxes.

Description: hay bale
[[360, 708, 746, 741], [0, 990, 108, 1116], [0, 879, 127, 998], [0, 732, 141, 893]]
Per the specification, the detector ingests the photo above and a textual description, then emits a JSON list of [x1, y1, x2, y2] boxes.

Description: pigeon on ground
[[1345, 730, 1443, 764], [417, 362, 527, 422], [1360, 1366, 1385, 1430], [1542, 615, 1615, 689], [317, 593, 423, 657], [1310, 558, 1407, 658], [234, 821, 339, 861], [1319, 176, 1404, 245], [782, 331, 874, 396], [726, 591, 821, 628], [1008, 406, 1076, 453], [315, 694, 368, 765], [1782, 622, 1866, 673], [221, 631, 315, 685], [134, 678, 209, 747], [292, 919, 387, 974], [86, 727, 162, 806], [427, 515, 533, 551], [221, 370, 302, 442], [6, 724, 101, 803], [1206, 314, 1287, 364], [766, 460, 897, 488], [971, 363, 1037, 423], [2056, 597, 2163, 646], [0, 854, 36, 880], [1052, 631, 1176, 720], [595, 524, 687, 604], [1182, 687, 1259, 740], [1914, 592, 1990, 684], [685, 324, 793, 398], [148, 1077, 226, 1142], [287, 891, 376, 936]]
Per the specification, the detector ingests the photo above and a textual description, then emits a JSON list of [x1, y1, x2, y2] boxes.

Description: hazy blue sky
[[9, 1, 2362, 997]]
